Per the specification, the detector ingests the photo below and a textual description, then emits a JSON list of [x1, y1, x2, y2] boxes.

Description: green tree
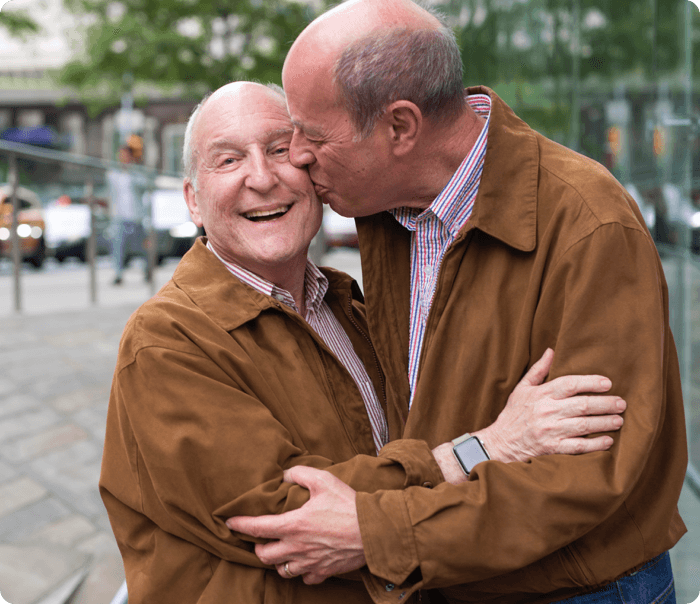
[[0, 8, 40, 38], [59, 0, 328, 111]]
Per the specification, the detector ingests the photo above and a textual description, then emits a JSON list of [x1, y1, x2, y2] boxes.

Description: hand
[[473, 348, 626, 463], [226, 466, 365, 585]]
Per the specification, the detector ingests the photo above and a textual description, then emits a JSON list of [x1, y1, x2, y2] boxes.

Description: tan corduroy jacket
[[99, 240, 444, 604], [354, 87, 687, 604]]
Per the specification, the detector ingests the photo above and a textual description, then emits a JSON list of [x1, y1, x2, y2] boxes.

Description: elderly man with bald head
[[227, 2, 687, 604], [100, 81, 627, 604]]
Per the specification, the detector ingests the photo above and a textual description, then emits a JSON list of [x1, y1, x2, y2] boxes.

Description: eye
[[270, 145, 290, 158]]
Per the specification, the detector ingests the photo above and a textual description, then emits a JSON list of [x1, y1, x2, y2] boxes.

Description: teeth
[[244, 206, 290, 219]]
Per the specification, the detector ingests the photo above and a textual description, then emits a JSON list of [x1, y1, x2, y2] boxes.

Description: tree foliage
[[0, 8, 40, 38], [59, 0, 699, 132], [59, 0, 328, 109]]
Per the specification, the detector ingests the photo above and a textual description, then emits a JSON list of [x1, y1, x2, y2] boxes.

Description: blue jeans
[[557, 552, 675, 604]]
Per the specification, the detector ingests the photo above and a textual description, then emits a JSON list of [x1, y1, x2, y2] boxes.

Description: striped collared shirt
[[207, 242, 389, 452], [390, 93, 491, 407]]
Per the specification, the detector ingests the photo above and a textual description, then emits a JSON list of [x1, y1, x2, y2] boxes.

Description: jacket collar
[[171, 238, 359, 332], [464, 86, 539, 253]]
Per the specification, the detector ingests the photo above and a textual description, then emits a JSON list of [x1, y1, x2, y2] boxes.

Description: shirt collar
[[206, 241, 328, 315]]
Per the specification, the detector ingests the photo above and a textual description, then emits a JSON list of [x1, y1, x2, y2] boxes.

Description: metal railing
[[0, 139, 169, 312]]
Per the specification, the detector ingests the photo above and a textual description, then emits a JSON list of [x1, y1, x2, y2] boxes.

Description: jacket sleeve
[[356, 222, 683, 600], [99, 339, 443, 569]]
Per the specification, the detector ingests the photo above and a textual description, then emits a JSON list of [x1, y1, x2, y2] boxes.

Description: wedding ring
[[283, 562, 296, 578]]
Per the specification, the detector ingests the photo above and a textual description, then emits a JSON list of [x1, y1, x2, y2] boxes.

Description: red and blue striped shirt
[[390, 93, 491, 407]]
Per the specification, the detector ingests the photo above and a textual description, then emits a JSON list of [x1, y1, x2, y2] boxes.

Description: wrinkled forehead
[[196, 90, 293, 148]]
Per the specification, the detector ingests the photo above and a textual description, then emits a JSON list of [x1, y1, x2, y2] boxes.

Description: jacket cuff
[[360, 567, 422, 604], [377, 439, 445, 489], [357, 490, 421, 586]]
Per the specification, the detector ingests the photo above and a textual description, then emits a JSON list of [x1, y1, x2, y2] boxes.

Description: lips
[[243, 205, 290, 222]]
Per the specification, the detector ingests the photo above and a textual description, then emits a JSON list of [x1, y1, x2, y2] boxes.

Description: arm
[[99, 333, 446, 567], [226, 350, 626, 582]]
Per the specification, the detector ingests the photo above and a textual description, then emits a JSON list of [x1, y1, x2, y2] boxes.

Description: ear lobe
[[386, 101, 421, 156], [184, 180, 204, 227]]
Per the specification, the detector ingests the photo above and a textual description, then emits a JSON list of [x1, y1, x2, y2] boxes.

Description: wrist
[[472, 426, 513, 463]]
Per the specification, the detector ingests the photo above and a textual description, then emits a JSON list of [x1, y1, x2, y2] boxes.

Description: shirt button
[[385, 583, 395, 592], [273, 293, 285, 302], [422, 481, 433, 488]]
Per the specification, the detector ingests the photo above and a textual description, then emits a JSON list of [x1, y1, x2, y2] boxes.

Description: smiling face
[[184, 83, 322, 283]]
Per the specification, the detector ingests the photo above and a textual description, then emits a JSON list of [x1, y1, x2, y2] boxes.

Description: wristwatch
[[452, 433, 490, 476]]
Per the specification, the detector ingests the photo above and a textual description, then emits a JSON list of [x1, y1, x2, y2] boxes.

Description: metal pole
[[569, 0, 581, 152], [9, 154, 21, 313], [146, 174, 157, 296], [85, 178, 98, 305]]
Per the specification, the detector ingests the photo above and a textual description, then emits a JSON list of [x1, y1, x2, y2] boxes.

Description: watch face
[[453, 437, 489, 474]]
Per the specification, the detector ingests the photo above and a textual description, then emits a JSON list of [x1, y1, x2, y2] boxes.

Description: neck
[[397, 108, 486, 211], [211, 242, 309, 316]]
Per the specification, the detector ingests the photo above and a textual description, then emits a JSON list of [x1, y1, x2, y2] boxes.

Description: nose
[[245, 153, 279, 193], [289, 129, 316, 169]]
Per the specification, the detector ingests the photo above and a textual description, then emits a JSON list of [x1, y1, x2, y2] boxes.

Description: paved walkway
[[0, 252, 698, 604]]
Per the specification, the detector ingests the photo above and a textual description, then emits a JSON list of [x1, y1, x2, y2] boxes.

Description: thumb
[[518, 348, 554, 387], [283, 466, 337, 496]]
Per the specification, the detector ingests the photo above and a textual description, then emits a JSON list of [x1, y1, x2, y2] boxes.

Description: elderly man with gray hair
[[100, 80, 626, 604]]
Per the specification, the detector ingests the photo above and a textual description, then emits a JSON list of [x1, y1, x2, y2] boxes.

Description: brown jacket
[[99, 240, 444, 604], [354, 87, 687, 604]]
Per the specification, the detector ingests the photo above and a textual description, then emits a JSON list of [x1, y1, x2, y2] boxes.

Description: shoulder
[[115, 280, 211, 372], [534, 134, 649, 250]]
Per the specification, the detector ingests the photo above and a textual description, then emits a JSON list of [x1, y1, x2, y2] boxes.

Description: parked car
[[322, 206, 358, 248], [44, 196, 111, 262], [150, 186, 200, 263], [0, 184, 46, 268]]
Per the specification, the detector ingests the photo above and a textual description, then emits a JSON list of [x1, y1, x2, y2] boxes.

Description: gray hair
[[333, 25, 465, 139], [182, 83, 286, 189]]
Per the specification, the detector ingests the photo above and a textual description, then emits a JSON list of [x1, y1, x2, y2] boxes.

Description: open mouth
[[243, 205, 290, 222]]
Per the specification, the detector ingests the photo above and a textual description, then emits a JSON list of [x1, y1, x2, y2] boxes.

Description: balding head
[[183, 81, 286, 189], [283, 0, 465, 138]]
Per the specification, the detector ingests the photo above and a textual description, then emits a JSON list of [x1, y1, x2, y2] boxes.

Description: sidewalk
[[0, 302, 136, 604], [0, 251, 698, 603]]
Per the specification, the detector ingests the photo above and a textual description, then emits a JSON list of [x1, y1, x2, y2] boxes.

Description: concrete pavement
[[0, 251, 698, 603]]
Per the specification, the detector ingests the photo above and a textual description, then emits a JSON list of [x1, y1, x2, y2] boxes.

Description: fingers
[[226, 513, 285, 539], [518, 348, 554, 387], [257, 540, 293, 566], [554, 435, 615, 455], [283, 466, 338, 495], [567, 395, 626, 417], [548, 374, 613, 398]]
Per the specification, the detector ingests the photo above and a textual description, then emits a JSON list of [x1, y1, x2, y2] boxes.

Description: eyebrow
[[206, 128, 294, 156], [291, 120, 323, 139]]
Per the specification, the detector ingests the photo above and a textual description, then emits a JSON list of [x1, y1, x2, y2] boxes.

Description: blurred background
[[0, 0, 699, 602]]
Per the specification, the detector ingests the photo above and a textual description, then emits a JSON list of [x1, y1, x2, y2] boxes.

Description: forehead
[[196, 90, 293, 150]]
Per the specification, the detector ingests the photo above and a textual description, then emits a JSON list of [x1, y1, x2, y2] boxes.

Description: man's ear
[[184, 179, 204, 227], [384, 101, 422, 157]]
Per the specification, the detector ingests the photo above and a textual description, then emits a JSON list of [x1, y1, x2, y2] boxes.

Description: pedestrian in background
[[106, 135, 148, 285]]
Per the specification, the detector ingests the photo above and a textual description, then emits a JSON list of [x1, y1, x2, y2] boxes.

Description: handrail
[[0, 138, 182, 180]]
